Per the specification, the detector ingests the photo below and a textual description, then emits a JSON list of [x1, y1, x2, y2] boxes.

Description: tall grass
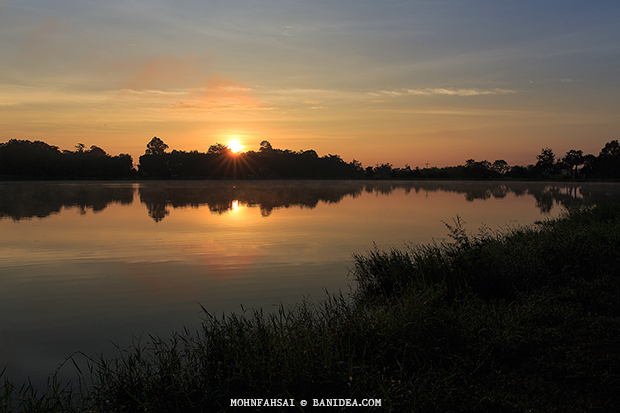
[[87, 297, 389, 412], [2, 203, 620, 412], [353, 203, 620, 303]]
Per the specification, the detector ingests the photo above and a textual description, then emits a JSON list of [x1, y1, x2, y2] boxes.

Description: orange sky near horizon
[[1, 1, 619, 168]]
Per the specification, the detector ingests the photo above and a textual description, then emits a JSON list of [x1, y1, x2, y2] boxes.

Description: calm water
[[2, 180, 620, 387]]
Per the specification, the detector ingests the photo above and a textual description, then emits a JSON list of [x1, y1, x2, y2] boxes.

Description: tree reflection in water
[[1, 181, 620, 222]]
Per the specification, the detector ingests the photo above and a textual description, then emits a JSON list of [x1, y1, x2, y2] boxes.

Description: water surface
[[1, 180, 619, 387]]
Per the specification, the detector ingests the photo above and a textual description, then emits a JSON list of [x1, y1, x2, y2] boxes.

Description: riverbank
[[2, 203, 620, 412]]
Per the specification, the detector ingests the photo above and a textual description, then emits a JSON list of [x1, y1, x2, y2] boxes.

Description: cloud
[[264, 88, 362, 106], [165, 74, 276, 112], [198, 74, 259, 109], [275, 25, 295, 35], [121, 53, 206, 91], [376, 88, 517, 97], [166, 101, 276, 112], [110, 54, 274, 112], [121, 89, 190, 96]]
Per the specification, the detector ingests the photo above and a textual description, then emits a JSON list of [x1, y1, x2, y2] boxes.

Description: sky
[[1, 0, 619, 168]]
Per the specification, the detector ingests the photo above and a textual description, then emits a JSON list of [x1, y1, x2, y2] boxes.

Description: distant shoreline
[[2, 176, 620, 183], [3, 138, 620, 181]]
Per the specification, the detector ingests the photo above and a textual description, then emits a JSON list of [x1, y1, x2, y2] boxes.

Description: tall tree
[[259, 140, 273, 152], [536, 147, 556, 175], [145, 137, 169, 155], [600, 140, 620, 156], [595, 140, 620, 178], [491, 159, 510, 174], [562, 149, 584, 179], [87, 145, 107, 156], [207, 143, 231, 155]]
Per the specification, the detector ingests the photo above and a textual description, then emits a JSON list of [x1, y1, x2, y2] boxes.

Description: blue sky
[[1, 0, 619, 166]]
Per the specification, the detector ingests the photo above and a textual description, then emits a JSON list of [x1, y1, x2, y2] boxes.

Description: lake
[[1, 180, 620, 388]]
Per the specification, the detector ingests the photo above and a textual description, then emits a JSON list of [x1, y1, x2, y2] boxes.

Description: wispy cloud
[[120, 53, 207, 91], [110, 54, 275, 112], [121, 89, 191, 96], [166, 101, 276, 112], [375, 88, 517, 97], [165, 74, 276, 112]]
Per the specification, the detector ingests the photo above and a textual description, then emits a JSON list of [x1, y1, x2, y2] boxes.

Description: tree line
[[1, 137, 619, 180], [0, 139, 134, 179], [364, 140, 620, 181], [138, 138, 362, 179]]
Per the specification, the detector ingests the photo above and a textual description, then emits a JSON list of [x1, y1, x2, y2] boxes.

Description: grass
[[2, 203, 620, 412]]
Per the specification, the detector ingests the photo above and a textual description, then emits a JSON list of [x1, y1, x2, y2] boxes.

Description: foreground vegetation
[[3, 203, 620, 412]]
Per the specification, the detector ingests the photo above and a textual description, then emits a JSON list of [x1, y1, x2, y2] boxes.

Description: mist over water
[[2, 180, 620, 388]]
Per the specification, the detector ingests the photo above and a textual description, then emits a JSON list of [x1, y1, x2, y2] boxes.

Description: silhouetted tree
[[535, 147, 556, 177], [259, 140, 273, 152], [0, 139, 61, 176], [145, 137, 169, 155], [594, 140, 620, 178], [88, 145, 107, 156], [374, 163, 393, 179], [463, 159, 496, 179], [491, 159, 510, 175], [351, 159, 364, 176], [207, 143, 231, 155], [562, 149, 584, 179], [600, 140, 620, 156], [505, 165, 529, 179], [580, 154, 597, 177], [0, 139, 134, 178]]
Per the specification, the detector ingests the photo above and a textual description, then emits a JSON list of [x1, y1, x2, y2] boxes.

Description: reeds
[[2, 203, 620, 412]]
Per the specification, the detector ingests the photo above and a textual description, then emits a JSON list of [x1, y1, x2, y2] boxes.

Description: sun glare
[[228, 140, 244, 153]]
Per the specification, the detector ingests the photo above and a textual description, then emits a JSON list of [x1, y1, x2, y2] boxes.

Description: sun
[[227, 140, 244, 154]]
